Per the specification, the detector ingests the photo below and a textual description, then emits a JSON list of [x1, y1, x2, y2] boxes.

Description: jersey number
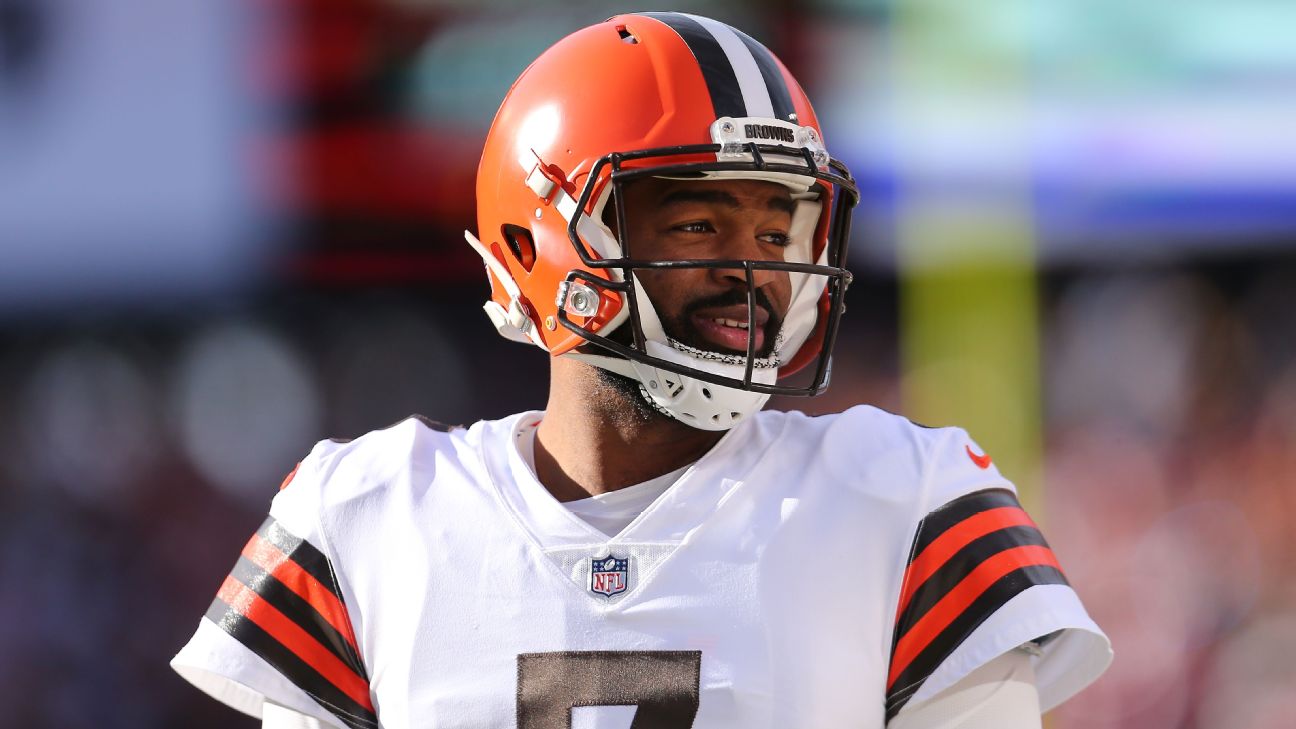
[[517, 650, 702, 729]]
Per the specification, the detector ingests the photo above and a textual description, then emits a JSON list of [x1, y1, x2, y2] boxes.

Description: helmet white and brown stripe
[[637, 12, 798, 123]]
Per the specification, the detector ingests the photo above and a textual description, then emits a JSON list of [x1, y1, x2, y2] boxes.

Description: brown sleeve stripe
[[894, 507, 1040, 621], [240, 532, 362, 660], [885, 490, 1069, 718], [209, 580, 376, 728], [910, 488, 1022, 555], [206, 594, 377, 729], [897, 524, 1052, 634], [228, 556, 368, 679], [885, 563, 1067, 718], [255, 518, 340, 596], [205, 518, 375, 729], [889, 545, 1064, 686]]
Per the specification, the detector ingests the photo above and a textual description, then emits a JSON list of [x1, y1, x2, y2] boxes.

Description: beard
[[661, 287, 785, 361], [579, 283, 787, 424], [590, 366, 668, 426]]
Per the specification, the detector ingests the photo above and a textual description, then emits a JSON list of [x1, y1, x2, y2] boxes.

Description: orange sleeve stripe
[[887, 544, 1061, 689], [895, 506, 1037, 619], [241, 534, 361, 656], [216, 576, 375, 712], [279, 463, 302, 491]]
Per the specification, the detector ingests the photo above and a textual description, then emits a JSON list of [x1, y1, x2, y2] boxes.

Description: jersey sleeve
[[171, 441, 378, 729], [884, 426, 1111, 721]]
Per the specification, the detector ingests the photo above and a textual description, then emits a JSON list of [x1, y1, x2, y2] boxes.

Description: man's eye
[[761, 232, 792, 247], [673, 221, 713, 234]]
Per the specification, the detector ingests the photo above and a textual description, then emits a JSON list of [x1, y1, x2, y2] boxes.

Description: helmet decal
[[640, 13, 797, 122]]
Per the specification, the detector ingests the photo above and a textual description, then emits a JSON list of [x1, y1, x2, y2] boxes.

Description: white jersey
[[172, 406, 1111, 729]]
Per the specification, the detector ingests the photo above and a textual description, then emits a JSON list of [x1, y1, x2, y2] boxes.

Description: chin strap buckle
[[483, 297, 536, 344]]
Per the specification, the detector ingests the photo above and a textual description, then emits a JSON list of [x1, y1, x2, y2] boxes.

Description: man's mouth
[[689, 305, 770, 355]]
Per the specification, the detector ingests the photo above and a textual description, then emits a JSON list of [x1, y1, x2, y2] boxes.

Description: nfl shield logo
[[589, 555, 629, 597]]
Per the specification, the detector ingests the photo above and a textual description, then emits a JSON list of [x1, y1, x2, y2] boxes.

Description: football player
[[173, 12, 1111, 728]]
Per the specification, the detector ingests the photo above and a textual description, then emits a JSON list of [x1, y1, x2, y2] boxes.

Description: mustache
[[680, 288, 781, 330], [672, 287, 784, 358]]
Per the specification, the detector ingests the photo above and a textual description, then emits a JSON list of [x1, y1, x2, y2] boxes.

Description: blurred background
[[1, 0, 1293, 727]]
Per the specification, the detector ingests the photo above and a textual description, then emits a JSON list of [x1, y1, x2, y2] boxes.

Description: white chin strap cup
[[570, 352, 772, 431], [631, 359, 771, 431]]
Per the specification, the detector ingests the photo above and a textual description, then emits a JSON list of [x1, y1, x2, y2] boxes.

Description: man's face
[[616, 177, 796, 359]]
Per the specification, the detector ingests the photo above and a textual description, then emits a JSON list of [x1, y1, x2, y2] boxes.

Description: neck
[[534, 357, 724, 502]]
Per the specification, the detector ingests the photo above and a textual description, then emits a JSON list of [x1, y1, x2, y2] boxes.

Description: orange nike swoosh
[[965, 445, 992, 469]]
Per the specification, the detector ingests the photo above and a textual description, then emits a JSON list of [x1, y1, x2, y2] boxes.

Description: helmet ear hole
[[615, 25, 639, 44], [501, 225, 536, 272]]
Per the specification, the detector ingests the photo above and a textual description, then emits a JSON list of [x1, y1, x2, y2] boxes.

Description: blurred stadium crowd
[[1, 1, 1294, 727]]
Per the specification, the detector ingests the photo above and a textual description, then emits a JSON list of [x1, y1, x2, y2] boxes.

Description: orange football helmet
[[468, 12, 857, 429]]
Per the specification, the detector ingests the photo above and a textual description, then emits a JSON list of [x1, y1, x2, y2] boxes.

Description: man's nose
[[711, 230, 781, 288]]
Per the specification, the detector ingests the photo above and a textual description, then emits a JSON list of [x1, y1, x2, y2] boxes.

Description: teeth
[[713, 318, 748, 329]]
